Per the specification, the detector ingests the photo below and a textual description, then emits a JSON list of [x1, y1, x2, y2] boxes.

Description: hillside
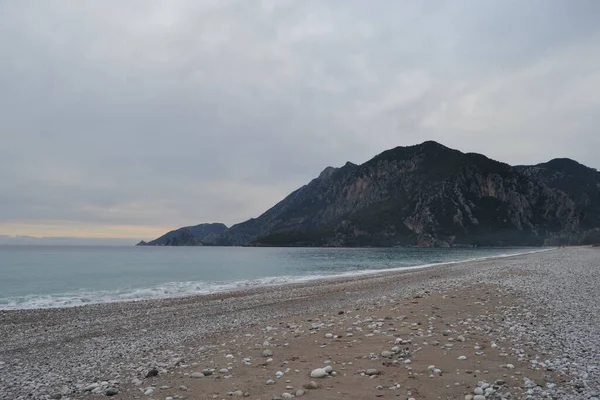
[[136, 223, 228, 246], [141, 141, 600, 247]]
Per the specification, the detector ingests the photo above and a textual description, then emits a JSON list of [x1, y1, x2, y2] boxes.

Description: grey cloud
[[0, 0, 599, 237]]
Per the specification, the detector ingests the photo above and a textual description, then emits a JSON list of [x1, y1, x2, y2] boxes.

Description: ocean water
[[0, 246, 542, 310]]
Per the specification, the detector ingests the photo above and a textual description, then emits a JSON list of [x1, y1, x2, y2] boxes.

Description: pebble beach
[[1, 247, 599, 400]]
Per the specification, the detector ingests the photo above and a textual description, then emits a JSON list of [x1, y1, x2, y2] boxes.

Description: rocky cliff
[[142, 141, 599, 247]]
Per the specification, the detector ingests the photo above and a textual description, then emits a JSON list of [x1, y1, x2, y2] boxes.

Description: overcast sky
[[1, 0, 599, 243]]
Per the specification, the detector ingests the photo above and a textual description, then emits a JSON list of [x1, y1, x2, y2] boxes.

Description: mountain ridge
[[138, 141, 600, 247]]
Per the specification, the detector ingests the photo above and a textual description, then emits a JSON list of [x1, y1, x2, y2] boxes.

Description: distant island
[[137, 141, 600, 248]]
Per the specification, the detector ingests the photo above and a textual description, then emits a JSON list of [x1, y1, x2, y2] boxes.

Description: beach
[[1, 247, 599, 399]]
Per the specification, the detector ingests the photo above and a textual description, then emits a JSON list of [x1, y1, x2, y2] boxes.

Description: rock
[[296, 389, 305, 397], [381, 350, 394, 358], [262, 350, 273, 357], [458, 355, 467, 360], [325, 333, 334, 338], [323, 365, 333, 374], [220, 368, 230, 374], [474, 388, 484, 395], [310, 368, 328, 378], [266, 379, 275, 385], [303, 381, 320, 389], [190, 372, 204, 378], [132, 378, 143, 386], [179, 386, 188, 391], [473, 396, 486, 400], [83, 383, 99, 392], [203, 370, 213, 376], [50, 394, 62, 400], [143, 388, 155, 396], [146, 368, 159, 378], [105, 388, 119, 397], [232, 390, 243, 397], [465, 396, 473, 400], [366, 369, 379, 376], [282, 393, 293, 399]]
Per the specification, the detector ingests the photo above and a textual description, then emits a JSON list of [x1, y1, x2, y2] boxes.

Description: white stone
[[458, 355, 467, 360], [310, 368, 328, 378], [323, 365, 333, 373]]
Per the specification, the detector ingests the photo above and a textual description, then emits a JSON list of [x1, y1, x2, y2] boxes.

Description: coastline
[[0, 247, 552, 311], [1, 247, 598, 399]]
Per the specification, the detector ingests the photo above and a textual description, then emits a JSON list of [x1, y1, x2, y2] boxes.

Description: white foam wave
[[0, 248, 553, 310]]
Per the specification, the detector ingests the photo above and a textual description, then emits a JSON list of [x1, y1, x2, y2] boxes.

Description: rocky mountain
[[515, 159, 600, 244], [137, 223, 228, 246], [141, 141, 600, 247]]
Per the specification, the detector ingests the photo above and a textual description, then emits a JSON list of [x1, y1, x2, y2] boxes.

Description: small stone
[[146, 368, 159, 378], [296, 389, 305, 397], [266, 379, 276, 385], [303, 381, 320, 390], [144, 388, 155, 396], [225, 354, 234, 359], [203, 370, 213, 376], [105, 388, 119, 397], [263, 350, 273, 357], [366, 369, 379, 376], [465, 396, 473, 400], [50, 394, 62, 400], [310, 368, 328, 378], [473, 396, 486, 400], [474, 388, 484, 395], [325, 333, 334, 338], [458, 356, 467, 360], [179, 386, 188, 391], [190, 372, 204, 378], [282, 393, 293, 399], [232, 390, 243, 397], [324, 365, 333, 374], [381, 351, 394, 358]]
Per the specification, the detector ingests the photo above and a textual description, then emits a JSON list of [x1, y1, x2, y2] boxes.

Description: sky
[[1, 0, 599, 244]]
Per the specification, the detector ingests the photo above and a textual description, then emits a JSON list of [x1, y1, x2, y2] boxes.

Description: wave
[[0, 248, 553, 310]]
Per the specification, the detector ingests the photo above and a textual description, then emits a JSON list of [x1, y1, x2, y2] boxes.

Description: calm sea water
[[0, 246, 541, 310]]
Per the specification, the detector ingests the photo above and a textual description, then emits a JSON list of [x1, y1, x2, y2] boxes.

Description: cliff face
[[142, 141, 599, 247], [515, 159, 600, 244], [137, 223, 228, 246], [215, 141, 583, 247]]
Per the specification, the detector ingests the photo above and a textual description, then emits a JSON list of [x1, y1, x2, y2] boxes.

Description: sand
[[1, 247, 599, 399]]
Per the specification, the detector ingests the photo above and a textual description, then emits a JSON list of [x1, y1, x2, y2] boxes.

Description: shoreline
[[0, 247, 554, 312], [1, 247, 598, 399]]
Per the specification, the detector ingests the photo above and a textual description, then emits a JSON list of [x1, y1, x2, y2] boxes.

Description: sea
[[0, 245, 544, 310]]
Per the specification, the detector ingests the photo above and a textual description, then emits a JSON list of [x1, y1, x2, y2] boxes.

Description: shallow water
[[0, 245, 541, 309]]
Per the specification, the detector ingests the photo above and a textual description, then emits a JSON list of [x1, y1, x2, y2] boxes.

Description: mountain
[[515, 159, 600, 244], [137, 223, 228, 246], [141, 141, 600, 247]]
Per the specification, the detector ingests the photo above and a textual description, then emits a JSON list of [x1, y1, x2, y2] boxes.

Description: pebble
[[458, 355, 467, 360], [295, 389, 305, 396], [303, 381, 319, 389], [262, 350, 273, 357], [366, 369, 379, 376], [190, 372, 204, 378], [310, 368, 328, 378], [282, 393, 293, 399]]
